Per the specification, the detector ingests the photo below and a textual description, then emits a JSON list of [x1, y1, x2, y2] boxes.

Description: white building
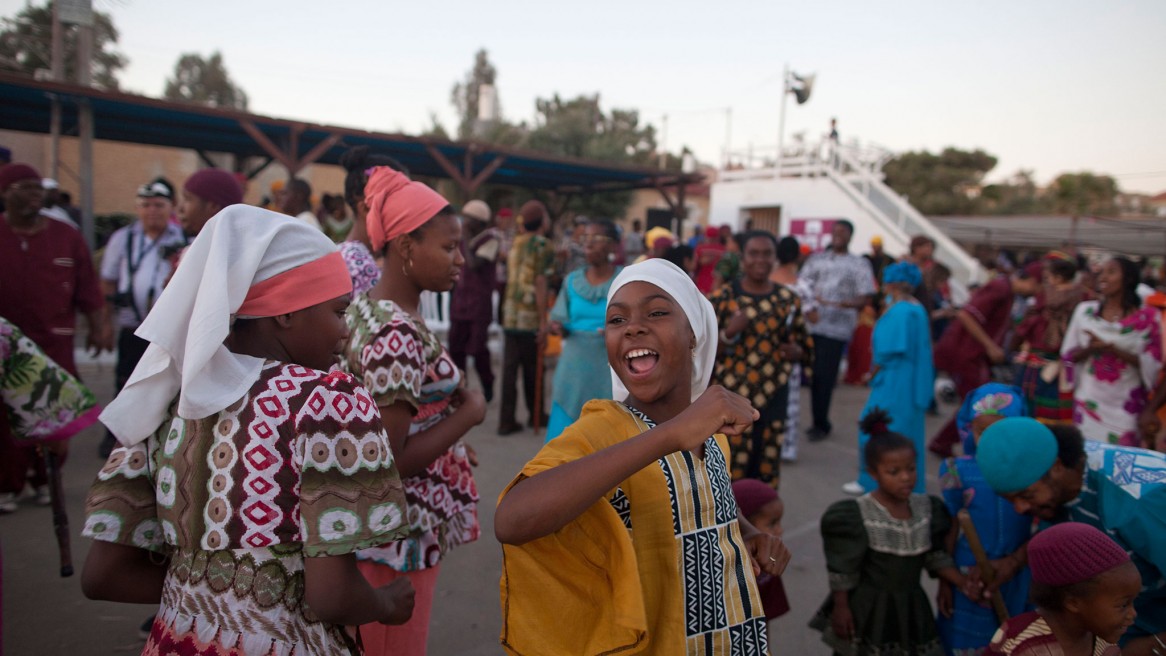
[[710, 139, 986, 298]]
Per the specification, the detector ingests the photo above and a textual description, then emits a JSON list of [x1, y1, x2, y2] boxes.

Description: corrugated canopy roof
[[928, 214, 1166, 257], [0, 73, 699, 194]]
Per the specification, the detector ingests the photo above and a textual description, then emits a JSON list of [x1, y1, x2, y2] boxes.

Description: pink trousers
[[355, 561, 441, 656]]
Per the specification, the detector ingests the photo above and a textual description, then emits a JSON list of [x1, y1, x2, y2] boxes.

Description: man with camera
[[97, 177, 186, 457]]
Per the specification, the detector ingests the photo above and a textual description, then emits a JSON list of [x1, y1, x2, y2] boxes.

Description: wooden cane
[[45, 449, 74, 577], [957, 509, 1007, 625]]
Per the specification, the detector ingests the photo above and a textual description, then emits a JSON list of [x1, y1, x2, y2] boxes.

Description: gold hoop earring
[[401, 257, 414, 278]]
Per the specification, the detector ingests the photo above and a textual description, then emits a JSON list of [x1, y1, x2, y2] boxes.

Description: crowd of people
[[1, 141, 1165, 656]]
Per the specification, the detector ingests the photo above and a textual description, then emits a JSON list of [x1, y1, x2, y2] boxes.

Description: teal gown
[[858, 300, 934, 493]]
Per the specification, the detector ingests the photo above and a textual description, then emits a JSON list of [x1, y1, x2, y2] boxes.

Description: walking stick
[[957, 509, 1007, 625], [45, 449, 74, 577]]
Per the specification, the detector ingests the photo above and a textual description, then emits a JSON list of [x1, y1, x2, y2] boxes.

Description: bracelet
[[720, 330, 740, 345], [1152, 633, 1166, 652]]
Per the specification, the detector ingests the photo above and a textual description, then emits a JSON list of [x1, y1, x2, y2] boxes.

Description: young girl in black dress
[[811, 408, 970, 656]]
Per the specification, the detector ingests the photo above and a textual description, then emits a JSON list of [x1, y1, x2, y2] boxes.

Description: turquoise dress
[[545, 267, 621, 441], [858, 300, 934, 493]]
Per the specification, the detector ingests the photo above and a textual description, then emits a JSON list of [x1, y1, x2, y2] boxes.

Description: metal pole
[[659, 113, 668, 170], [77, 22, 95, 249], [723, 107, 732, 168], [776, 64, 788, 178], [49, 3, 64, 179]]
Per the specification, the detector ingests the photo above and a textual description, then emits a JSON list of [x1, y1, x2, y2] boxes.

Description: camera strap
[[121, 227, 164, 323]]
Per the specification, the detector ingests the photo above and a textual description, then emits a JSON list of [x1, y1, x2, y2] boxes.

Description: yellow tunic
[[498, 400, 769, 655]]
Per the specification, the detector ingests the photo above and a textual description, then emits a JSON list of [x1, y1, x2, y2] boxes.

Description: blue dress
[[858, 300, 933, 493], [936, 457, 1033, 655], [545, 267, 620, 441]]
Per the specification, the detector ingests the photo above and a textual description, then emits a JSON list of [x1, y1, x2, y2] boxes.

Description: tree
[[450, 49, 498, 140], [883, 147, 998, 215], [526, 94, 661, 217], [980, 169, 1050, 215], [163, 51, 248, 111], [1045, 171, 1118, 216], [0, 2, 126, 90]]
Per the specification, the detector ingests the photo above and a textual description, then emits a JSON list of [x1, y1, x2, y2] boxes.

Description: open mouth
[[625, 348, 659, 375]]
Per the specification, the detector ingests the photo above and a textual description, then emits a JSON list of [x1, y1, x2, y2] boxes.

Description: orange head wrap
[[364, 166, 449, 254]]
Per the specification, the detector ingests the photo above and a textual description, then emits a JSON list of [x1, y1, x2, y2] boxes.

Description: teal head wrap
[[975, 417, 1058, 493]]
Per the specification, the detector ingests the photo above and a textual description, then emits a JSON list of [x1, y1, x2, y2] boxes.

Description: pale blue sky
[[6, 0, 1165, 193]]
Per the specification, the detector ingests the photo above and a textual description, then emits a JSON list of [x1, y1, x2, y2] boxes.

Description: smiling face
[[605, 281, 695, 412], [1068, 561, 1141, 644], [1001, 463, 1073, 521], [742, 235, 776, 283], [869, 447, 917, 503], [1096, 258, 1123, 300]]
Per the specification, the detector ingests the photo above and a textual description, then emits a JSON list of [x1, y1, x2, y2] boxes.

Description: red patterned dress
[[344, 295, 480, 571], [83, 362, 409, 656]]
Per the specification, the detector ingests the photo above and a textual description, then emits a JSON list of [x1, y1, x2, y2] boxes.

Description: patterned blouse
[[83, 362, 409, 655], [338, 240, 381, 295], [344, 295, 480, 571]]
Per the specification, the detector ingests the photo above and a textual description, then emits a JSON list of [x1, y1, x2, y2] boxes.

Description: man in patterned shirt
[[498, 200, 554, 435], [977, 419, 1166, 651], [797, 220, 876, 441]]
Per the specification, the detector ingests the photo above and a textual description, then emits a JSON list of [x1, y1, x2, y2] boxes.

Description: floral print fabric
[[1061, 301, 1162, 445], [0, 316, 99, 442]]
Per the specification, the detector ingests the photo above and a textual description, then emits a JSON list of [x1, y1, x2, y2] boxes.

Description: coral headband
[[236, 251, 352, 317], [365, 166, 449, 253]]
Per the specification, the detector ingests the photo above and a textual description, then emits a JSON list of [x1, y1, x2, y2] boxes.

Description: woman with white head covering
[[495, 259, 791, 655], [81, 206, 415, 656]]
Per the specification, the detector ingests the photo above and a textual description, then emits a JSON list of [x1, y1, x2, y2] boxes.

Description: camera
[[108, 291, 136, 308]]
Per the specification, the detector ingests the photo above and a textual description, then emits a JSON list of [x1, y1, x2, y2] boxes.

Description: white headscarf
[[606, 259, 718, 404], [100, 205, 346, 446]]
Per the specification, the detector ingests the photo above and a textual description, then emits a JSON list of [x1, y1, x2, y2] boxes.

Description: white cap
[[42, 178, 59, 190]]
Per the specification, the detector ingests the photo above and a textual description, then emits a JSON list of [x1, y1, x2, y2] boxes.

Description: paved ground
[[1, 353, 956, 655]]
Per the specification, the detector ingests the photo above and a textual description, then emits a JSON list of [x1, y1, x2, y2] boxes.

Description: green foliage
[[163, 51, 248, 111], [445, 51, 671, 220], [883, 147, 998, 215], [980, 170, 1050, 215], [0, 2, 126, 89], [450, 49, 497, 140], [1045, 172, 1118, 216]]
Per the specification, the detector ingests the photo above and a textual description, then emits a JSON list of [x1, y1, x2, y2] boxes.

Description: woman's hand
[[453, 388, 487, 426], [463, 442, 479, 467], [1138, 409, 1162, 442], [937, 580, 954, 618], [831, 600, 855, 641], [725, 310, 750, 340], [376, 578, 415, 625], [668, 386, 759, 450], [547, 321, 563, 336], [777, 340, 803, 361], [743, 532, 791, 577]]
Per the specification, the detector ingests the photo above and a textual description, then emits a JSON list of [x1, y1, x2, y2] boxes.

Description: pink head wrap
[[364, 166, 449, 253]]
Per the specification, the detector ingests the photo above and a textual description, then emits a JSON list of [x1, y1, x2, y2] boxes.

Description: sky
[[4, 0, 1165, 194]]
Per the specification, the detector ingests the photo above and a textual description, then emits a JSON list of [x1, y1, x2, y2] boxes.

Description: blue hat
[[957, 383, 1029, 456], [975, 417, 1058, 493], [883, 261, 922, 288]]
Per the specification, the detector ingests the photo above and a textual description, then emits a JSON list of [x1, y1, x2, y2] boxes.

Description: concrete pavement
[[1, 356, 955, 655]]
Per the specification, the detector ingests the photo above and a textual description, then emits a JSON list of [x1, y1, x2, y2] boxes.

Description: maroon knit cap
[[1028, 522, 1129, 586], [731, 479, 779, 518], [184, 169, 244, 209], [0, 163, 42, 192]]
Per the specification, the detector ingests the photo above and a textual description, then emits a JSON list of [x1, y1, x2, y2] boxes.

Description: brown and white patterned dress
[[84, 362, 409, 656]]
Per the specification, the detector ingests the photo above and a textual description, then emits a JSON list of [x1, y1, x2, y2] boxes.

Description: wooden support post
[[425, 144, 469, 188], [244, 156, 275, 180], [239, 120, 296, 172], [294, 133, 342, 172], [466, 155, 508, 195], [195, 150, 217, 169]]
